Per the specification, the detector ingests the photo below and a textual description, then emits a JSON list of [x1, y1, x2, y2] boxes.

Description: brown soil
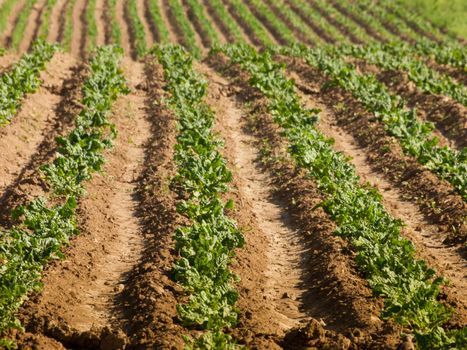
[[0, 53, 78, 205], [206, 53, 403, 349], [282, 57, 467, 246], [0, 53, 18, 74], [95, 0, 107, 46], [1, 0, 26, 47], [17, 59, 151, 350], [377, 68, 467, 150], [427, 61, 467, 87], [19, 0, 47, 52], [70, 0, 87, 57], [115, 0, 132, 57], [47, 0, 67, 43], [284, 0, 335, 44]]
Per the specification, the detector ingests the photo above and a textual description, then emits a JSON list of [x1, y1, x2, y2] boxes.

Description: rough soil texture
[[70, 0, 87, 57], [16, 59, 151, 350], [281, 56, 467, 248], [207, 53, 403, 349], [0, 53, 19, 73], [0, 53, 77, 203], [47, 0, 67, 43], [95, 0, 107, 46], [294, 84, 467, 328]]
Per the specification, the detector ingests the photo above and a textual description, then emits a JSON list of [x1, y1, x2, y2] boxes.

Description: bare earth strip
[[95, 0, 106, 45], [70, 0, 86, 57], [0, 53, 77, 196], [18, 60, 150, 348], [19, 0, 47, 52], [115, 0, 132, 57], [47, 0, 69, 42]]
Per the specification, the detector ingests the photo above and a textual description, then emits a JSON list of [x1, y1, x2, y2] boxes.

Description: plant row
[[281, 45, 467, 201], [152, 44, 243, 349], [0, 46, 128, 346], [413, 39, 466, 70], [246, 0, 296, 45], [229, 0, 273, 46], [107, 0, 122, 45], [168, 0, 201, 57], [337, 42, 467, 105], [86, 0, 98, 52], [185, 0, 220, 46], [10, 0, 38, 50], [37, 0, 58, 40], [128, 0, 147, 57], [147, 0, 170, 43], [63, 0, 77, 52], [205, 0, 244, 42], [0, 0, 16, 38], [0, 40, 57, 126], [217, 43, 466, 349]]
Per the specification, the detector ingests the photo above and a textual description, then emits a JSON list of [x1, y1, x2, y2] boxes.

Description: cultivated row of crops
[[0, 45, 128, 347]]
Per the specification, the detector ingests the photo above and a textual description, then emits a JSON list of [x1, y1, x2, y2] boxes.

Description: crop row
[[86, 0, 98, 51], [168, 0, 201, 57], [108, 0, 122, 45], [280, 45, 467, 202], [205, 0, 244, 42], [128, 0, 148, 57], [185, 0, 220, 46], [0, 40, 57, 126], [0, 45, 128, 347], [217, 43, 466, 349], [37, 0, 58, 40], [338, 42, 467, 105], [153, 44, 243, 349], [414, 39, 466, 70], [147, 0, 170, 44]]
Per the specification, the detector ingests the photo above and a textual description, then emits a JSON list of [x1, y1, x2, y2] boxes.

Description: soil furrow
[[136, 0, 154, 48], [18, 59, 150, 349], [206, 54, 401, 349], [95, 0, 106, 45], [282, 57, 467, 247], [114, 0, 132, 57], [284, 0, 335, 44], [294, 85, 467, 325], [70, 0, 86, 57], [373, 67, 467, 150], [142, 0, 160, 43], [0, 53, 79, 222], [2, 0, 26, 47], [23, 0, 47, 52], [329, 0, 387, 42], [50, 0, 68, 43], [0, 52, 18, 74]]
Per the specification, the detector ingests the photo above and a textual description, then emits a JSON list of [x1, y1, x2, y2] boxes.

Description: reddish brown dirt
[[48, 0, 68, 43], [20, 0, 47, 52], [95, 0, 107, 45], [0, 52, 18, 73], [115, 0, 132, 56], [0, 53, 77, 200], [17, 59, 152, 350], [206, 53, 402, 349], [1, 0, 26, 47], [70, 0, 87, 57], [281, 56, 467, 246]]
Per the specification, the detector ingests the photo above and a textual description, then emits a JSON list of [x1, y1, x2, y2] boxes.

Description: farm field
[[0, 0, 466, 349]]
